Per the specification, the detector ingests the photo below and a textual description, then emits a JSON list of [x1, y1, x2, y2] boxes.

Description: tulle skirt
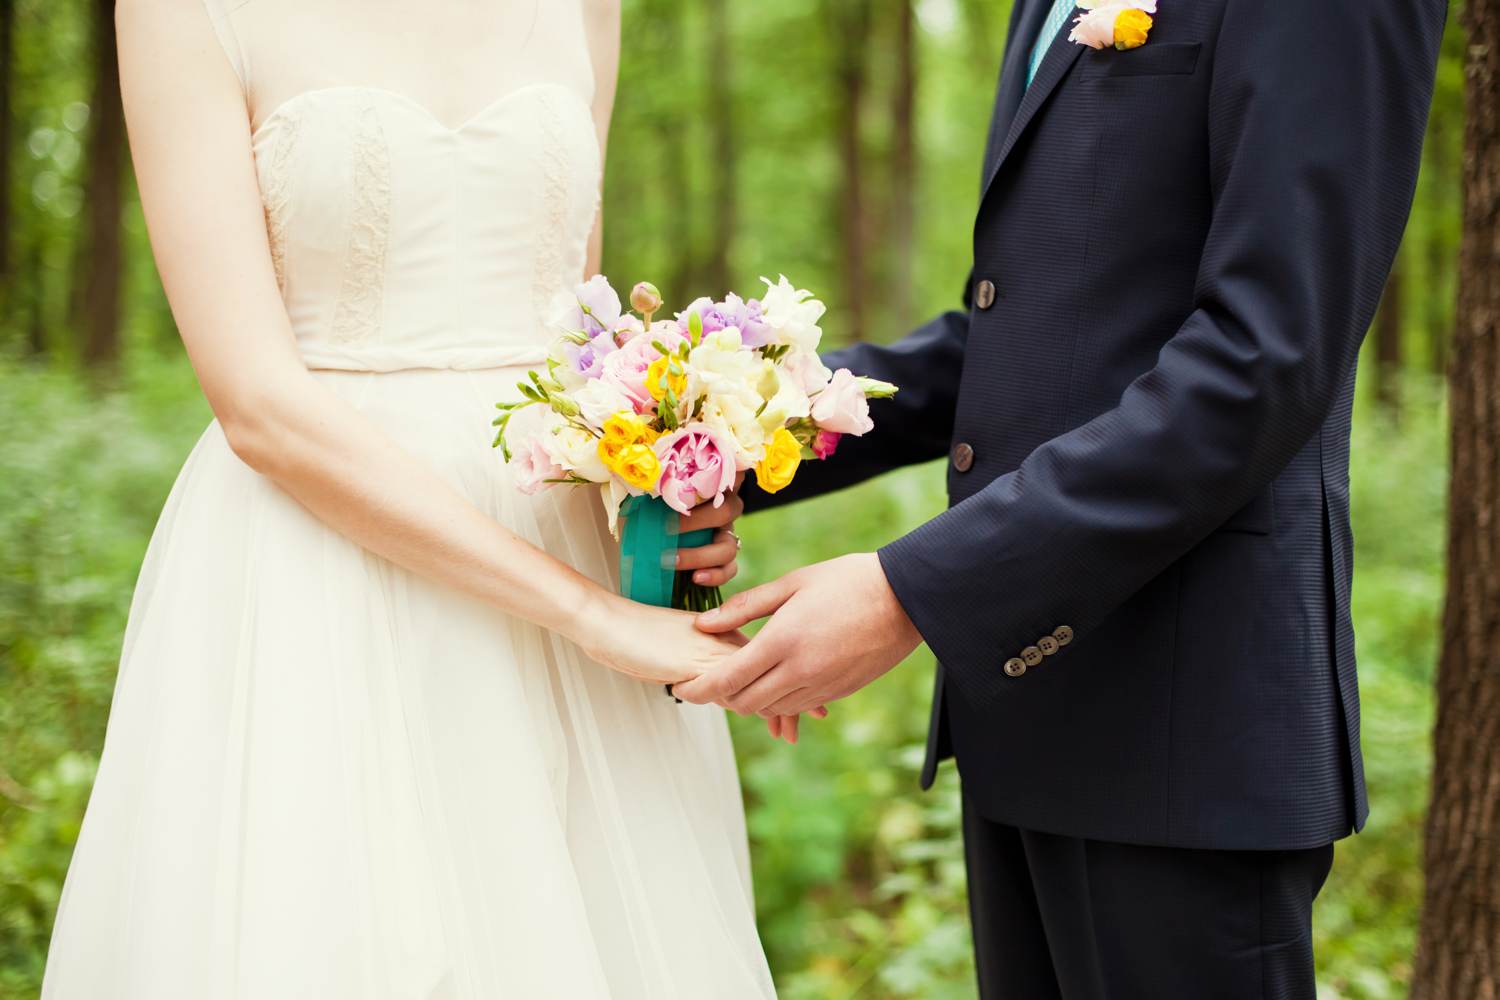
[[41, 367, 776, 999]]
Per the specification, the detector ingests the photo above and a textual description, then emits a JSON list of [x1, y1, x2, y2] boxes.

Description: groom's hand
[[673, 553, 923, 716]]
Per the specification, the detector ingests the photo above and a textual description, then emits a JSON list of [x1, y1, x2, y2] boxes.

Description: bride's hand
[[571, 594, 748, 686]]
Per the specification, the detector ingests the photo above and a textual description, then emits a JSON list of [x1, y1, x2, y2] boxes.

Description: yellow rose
[[754, 427, 803, 495], [613, 443, 662, 491], [598, 410, 659, 466], [645, 356, 687, 402], [1113, 9, 1152, 50]]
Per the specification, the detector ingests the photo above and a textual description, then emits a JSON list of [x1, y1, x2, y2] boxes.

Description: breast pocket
[[1083, 41, 1202, 80]]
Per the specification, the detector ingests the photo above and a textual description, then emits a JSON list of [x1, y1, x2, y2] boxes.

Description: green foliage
[[0, 0, 1465, 994]]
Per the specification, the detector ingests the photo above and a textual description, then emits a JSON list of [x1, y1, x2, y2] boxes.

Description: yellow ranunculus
[[598, 409, 658, 466], [645, 356, 687, 402], [754, 427, 802, 495], [613, 443, 662, 491], [1113, 9, 1152, 50]]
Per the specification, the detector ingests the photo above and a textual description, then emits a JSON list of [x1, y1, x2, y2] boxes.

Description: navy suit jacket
[[749, 0, 1446, 850]]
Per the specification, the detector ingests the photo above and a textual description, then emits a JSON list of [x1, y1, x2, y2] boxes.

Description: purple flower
[[556, 275, 623, 337]]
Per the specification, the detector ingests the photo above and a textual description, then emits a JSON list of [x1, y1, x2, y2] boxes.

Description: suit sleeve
[[742, 297, 971, 511], [878, 0, 1447, 709]]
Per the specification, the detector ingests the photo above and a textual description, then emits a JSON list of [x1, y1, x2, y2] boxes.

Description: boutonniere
[[1069, 0, 1156, 51]]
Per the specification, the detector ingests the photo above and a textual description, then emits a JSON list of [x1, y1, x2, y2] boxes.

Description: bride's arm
[[582, 0, 619, 279], [116, 0, 738, 684]]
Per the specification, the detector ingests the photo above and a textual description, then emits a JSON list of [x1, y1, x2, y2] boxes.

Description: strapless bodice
[[251, 83, 599, 372]]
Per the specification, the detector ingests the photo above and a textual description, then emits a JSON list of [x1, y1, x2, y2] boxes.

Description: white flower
[[756, 361, 812, 433], [573, 378, 634, 431], [687, 327, 764, 402], [758, 275, 827, 352], [700, 394, 769, 469], [542, 421, 611, 483]]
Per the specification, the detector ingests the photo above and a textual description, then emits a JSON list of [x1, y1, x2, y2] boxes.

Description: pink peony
[[812, 430, 843, 459], [810, 368, 874, 436], [654, 423, 738, 515], [601, 330, 684, 413]]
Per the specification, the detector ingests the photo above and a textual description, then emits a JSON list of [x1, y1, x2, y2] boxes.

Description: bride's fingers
[[766, 715, 782, 740], [812, 705, 829, 719], [676, 530, 738, 572], [690, 559, 738, 588], [680, 492, 745, 533], [782, 715, 800, 744]]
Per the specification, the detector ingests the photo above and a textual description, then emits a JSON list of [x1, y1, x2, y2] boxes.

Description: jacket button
[[975, 279, 997, 310], [1038, 636, 1060, 656], [1022, 646, 1044, 667], [1004, 657, 1028, 678], [1052, 625, 1074, 647], [952, 442, 975, 473]]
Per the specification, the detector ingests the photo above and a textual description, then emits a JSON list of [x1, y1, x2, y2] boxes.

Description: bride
[[41, 0, 784, 996]]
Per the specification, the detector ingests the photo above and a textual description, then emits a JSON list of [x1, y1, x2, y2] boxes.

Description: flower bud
[[630, 281, 664, 319]]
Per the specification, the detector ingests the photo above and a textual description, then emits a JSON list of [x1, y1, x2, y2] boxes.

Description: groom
[[674, 0, 1447, 995]]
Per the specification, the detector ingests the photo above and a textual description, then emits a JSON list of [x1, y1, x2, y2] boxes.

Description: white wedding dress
[[41, 2, 776, 997]]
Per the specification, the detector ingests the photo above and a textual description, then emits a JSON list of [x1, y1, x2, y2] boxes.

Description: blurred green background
[[0, 0, 1469, 997]]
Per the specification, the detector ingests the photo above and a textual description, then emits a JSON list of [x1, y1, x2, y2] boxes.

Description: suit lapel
[[980, 5, 1085, 201], [980, 0, 1050, 178]]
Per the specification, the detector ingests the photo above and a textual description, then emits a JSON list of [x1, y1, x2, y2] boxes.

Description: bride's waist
[[300, 339, 549, 375]]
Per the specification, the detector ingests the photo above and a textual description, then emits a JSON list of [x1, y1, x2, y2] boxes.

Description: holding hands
[[674, 553, 922, 723]]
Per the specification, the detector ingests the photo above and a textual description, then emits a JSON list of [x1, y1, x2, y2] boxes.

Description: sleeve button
[[1004, 657, 1028, 678], [1022, 646, 1044, 667], [1038, 636, 1060, 656], [1052, 625, 1074, 646]]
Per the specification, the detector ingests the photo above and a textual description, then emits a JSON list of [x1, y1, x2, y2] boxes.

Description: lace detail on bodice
[[261, 112, 302, 294], [531, 88, 574, 323], [330, 103, 392, 343]]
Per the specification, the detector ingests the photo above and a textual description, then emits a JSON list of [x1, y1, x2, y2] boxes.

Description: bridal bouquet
[[493, 275, 896, 611]]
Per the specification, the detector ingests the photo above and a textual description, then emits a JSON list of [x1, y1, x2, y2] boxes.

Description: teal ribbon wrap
[[618, 495, 714, 608]]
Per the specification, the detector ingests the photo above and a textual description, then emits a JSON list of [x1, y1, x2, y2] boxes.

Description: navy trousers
[[962, 794, 1335, 999]]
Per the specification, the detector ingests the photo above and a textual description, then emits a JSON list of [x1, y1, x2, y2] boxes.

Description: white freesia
[[700, 394, 769, 468], [573, 378, 634, 431], [687, 327, 764, 401], [542, 420, 611, 483], [758, 275, 827, 352], [756, 361, 812, 433]]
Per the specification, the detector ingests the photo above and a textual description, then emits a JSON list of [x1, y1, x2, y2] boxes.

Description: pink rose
[[602, 331, 683, 413], [507, 409, 566, 495], [812, 430, 843, 459], [654, 423, 737, 515], [810, 368, 874, 436]]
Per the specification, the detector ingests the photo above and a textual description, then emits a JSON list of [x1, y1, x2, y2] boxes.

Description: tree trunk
[[830, 0, 872, 341], [890, 0, 917, 333], [702, 0, 735, 293], [1412, 0, 1500, 994], [0, 0, 14, 289], [77, 0, 126, 369], [1373, 256, 1404, 413]]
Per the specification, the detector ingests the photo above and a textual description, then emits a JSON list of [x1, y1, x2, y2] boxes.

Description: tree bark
[[77, 0, 126, 369], [0, 0, 14, 288], [1373, 256, 1405, 413], [829, 0, 872, 341], [1412, 0, 1500, 994], [890, 0, 917, 333], [702, 0, 735, 294]]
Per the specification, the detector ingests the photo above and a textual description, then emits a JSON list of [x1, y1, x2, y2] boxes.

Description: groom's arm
[[879, 0, 1447, 710], [743, 293, 972, 511], [676, 0, 1447, 719]]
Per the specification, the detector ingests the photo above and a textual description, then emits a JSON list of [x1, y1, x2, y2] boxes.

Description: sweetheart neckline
[[250, 80, 592, 141]]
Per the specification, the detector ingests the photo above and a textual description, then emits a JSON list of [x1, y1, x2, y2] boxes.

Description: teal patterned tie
[[1027, 0, 1078, 87]]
